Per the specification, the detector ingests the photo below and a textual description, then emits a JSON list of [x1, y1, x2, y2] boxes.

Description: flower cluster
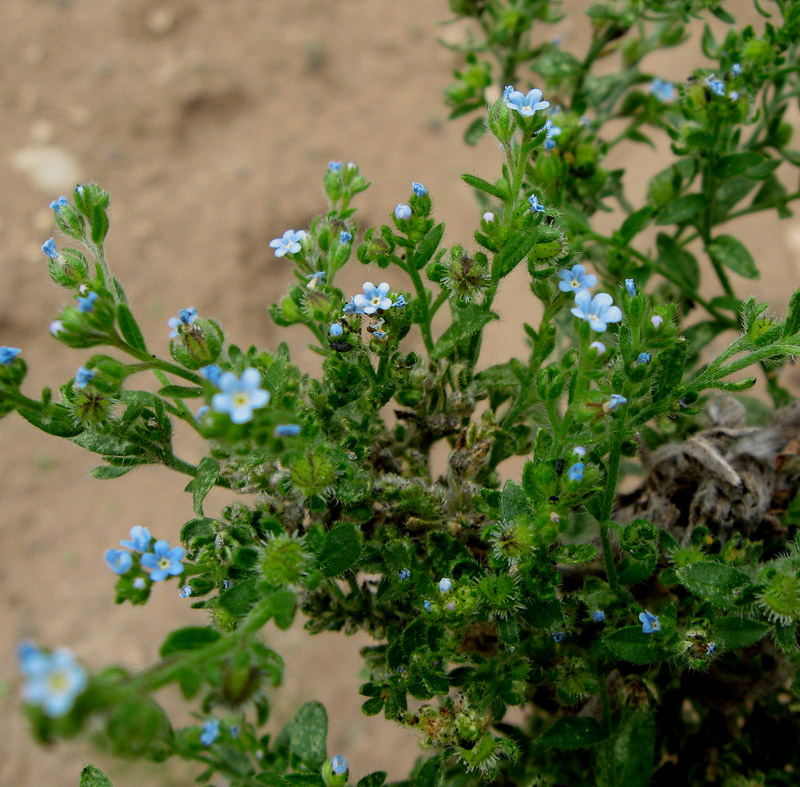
[[104, 526, 185, 583], [18, 642, 87, 718]]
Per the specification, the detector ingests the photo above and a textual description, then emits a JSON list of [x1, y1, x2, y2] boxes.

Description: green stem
[[407, 266, 435, 358]]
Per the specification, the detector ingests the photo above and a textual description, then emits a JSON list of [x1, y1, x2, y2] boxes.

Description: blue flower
[[353, 282, 393, 315], [639, 610, 661, 633], [394, 203, 412, 220], [624, 278, 636, 297], [607, 394, 628, 411], [504, 87, 550, 116], [649, 78, 676, 102], [399, 568, 411, 580], [412, 182, 427, 197], [0, 347, 21, 365], [705, 74, 725, 96], [74, 366, 95, 388], [650, 315, 664, 330], [592, 610, 606, 623], [502, 85, 514, 101], [482, 211, 495, 223], [571, 290, 623, 332], [133, 577, 146, 589], [329, 323, 343, 338], [729, 90, 739, 101], [590, 341, 606, 354], [329, 161, 342, 172], [200, 718, 220, 746], [306, 271, 326, 283], [731, 63, 742, 76], [636, 352, 651, 365], [438, 577, 453, 593], [179, 584, 193, 598], [41, 238, 58, 259], [423, 600, 432, 612], [558, 264, 597, 294], [104, 549, 133, 575], [200, 364, 223, 385], [141, 539, 185, 582], [77, 291, 98, 313], [331, 755, 349, 776], [196, 405, 210, 421], [211, 368, 270, 424], [544, 118, 562, 150], [373, 329, 387, 340], [343, 297, 362, 315], [274, 424, 302, 437], [528, 194, 546, 213], [393, 294, 407, 308], [168, 307, 197, 338], [50, 196, 69, 213], [339, 231, 352, 244], [121, 526, 152, 552], [572, 446, 586, 458], [706, 642, 716, 655], [269, 229, 306, 257], [568, 462, 584, 482], [50, 320, 64, 337], [19, 646, 87, 718], [552, 631, 566, 643]]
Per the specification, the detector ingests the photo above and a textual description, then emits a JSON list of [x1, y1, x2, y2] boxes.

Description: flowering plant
[[5, 1, 800, 786]]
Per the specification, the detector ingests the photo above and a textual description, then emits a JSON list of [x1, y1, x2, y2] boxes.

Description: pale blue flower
[[639, 610, 661, 633], [353, 282, 392, 315], [200, 364, 223, 385], [505, 87, 550, 116], [592, 610, 605, 622], [74, 366, 95, 388], [705, 74, 725, 96], [568, 462, 584, 482], [179, 585, 193, 598], [558, 265, 597, 294], [502, 85, 514, 101], [590, 341, 606, 354], [394, 203, 411, 220], [121, 526, 152, 552], [637, 352, 651, 365], [306, 271, 325, 283], [133, 578, 146, 589], [649, 78, 676, 102], [399, 568, 411, 580], [482, 211, 495, 222], [624, 279, 636, 297], [329, 161, 342, 172], [607, 394, 628, 410], [339, 231, 352, 244], [196, 405, 210, 421], [439, 577, 453, 593], [552, 631, 566, 643], [270, 229, 306, 257], [393, 294, 407, 308], [729, 90, 739, 101], [20, 646, 87, 718], [331, 755, 348, 776], [651, 315, 664, 329], [731, 63, 741, 76], [528, 194, 546, 213], [373, 329, 387, 340], [424, 600, 432, 612], [706, 642, 716, 654], [50, 320, 64, 337], [572, 446, 586, 458], [544, 118, 562, 150], [200, 718, 220, 746], [329, 323, 343, 338], [50, 196, 69, 213], [274, 424, 302, 437], [343, 297, 362, 315], [412, 182, 427, 197], [168, 307, 197, 338], [77, 291, 98, 313], [571, 290, 623, 332], [141, 540, 185, 582], [0, 347, 21, 365], [211, 368, 270, 424], [104, 549, 132, 575], [41, 238, 58, 259]]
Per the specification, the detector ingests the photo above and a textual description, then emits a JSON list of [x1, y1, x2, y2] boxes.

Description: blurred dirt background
[[0, 1, 798, 785]]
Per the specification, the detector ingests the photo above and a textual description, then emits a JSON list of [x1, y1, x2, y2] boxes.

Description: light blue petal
[[212, 392, 233, 413]]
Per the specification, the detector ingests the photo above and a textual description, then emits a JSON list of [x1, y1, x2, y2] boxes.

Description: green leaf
[[91, 464, 136, 480], [91, 204, 109, 244], [618, 207, 653, 244], [677, 562, 750, 607], [656, 233, 699, 291], [413, 222, 445, 271], [319, 522, 363, 576], [289, 701, 328, 768], [265, 590, 297, 630], [218, 578, 259, 618], [604, 626, 671, 664], [402, 618, 429, 657], [493, 228, 540, 280], [655, 193, 706, 225], [432, 303, 497, 360], [611, 711, 656, 787], [159, 626, 222, 657], [462, 173, 507, 201], [358, 772, 388, 787], [158, 385, 203, 398], [538, 717, 608, 749], [714, 617, 770, 649], [189, 456, 220, 515], [707, 235, 759, 279], [463, 116, 487, 146], [716, 151, 768, 179], [80, 765, 114, 787], [414, 757, 444, 787], [116, 304, 147, 353], [783, 289, 800, 337], [17, 405, 84, 438]]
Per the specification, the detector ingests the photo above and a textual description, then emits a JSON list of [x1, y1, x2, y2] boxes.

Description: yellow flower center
[[48, 670, 68, 692], [232, 392, 251, 409], [371, 296, 381, 306], [158, 557, 171, 570], [571, 279, 579, 288]]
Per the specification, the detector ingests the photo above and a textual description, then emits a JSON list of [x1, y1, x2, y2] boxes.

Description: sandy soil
[[1, 1, 798, 785]]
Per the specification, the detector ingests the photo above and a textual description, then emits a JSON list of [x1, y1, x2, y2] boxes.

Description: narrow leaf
[[117, 304, 147, 353], [707, 235, 759, 279], [538, 717, 608, 749], [190, 456, 220, 515]]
